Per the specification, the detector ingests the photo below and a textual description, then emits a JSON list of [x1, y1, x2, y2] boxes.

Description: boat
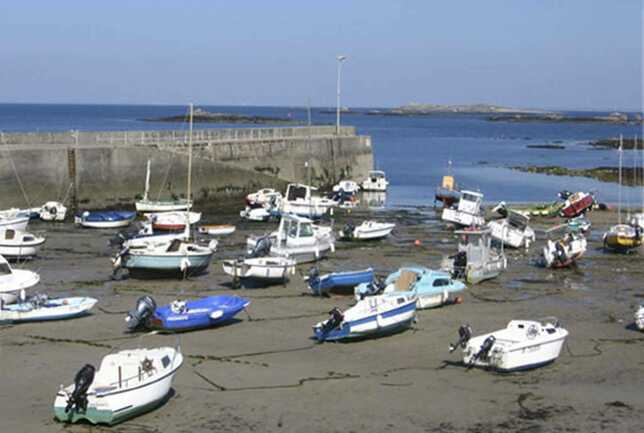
[[246, 188, 282, 207], [75, 211, 137, 229], [332, 180, 360, 194], [635, 305, 644, 331], [434, 160, 461, 207], [441, 190, 485, 227], [222, 256, 296, 283], [125, 295, 249, 332], [240, 205, 281, 222], [0, 228, 45, 258], [149, 211, 201, 231], [306, 267, 374, 296], [280, 183, 337, 219], [0, 213, 30, 231], [0, 255, 40, 304], [361, 170, 389, 192], [312, 293, 416, 342], [135, 160, 192, 212], [54, 344, 183, 425], [567, 215, 591, 234], [448, 318, 569, 372], [355, 266, 466, 309], [442, 229, 507, 284], [246, 214, 335, 264], [0, 295, 97, 323], [487, 204, 535, 249], [40, 201, 67, 221], [361, 191, 387, 209], [198, 224, 236, 236], [523, 201, 564, 217], [559, 191, 595, 218], [542, 225, 587, 268], [338, 220, 395, 241], [116, 222, 187, 249]]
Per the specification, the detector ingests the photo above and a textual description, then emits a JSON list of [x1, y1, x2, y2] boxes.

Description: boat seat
[[395, 270, 418, 292]]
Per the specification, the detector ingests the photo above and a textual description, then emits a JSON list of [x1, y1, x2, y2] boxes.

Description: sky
[[0, 1, 642, 110]]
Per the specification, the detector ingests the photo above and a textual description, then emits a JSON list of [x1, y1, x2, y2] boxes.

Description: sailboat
[[113, 104, 215, 277], [135, 160, 192, 213], [603, 135, 643, 252]]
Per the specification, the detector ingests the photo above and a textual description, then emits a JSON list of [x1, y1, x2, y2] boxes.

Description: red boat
[[559, 191, 595, 218]]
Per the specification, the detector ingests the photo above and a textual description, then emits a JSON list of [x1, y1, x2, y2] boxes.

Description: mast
[[618, 134, 623, 224], [186, 103, 194, 235], [640, 135, 643, 213], [143, 159, 151, 201]]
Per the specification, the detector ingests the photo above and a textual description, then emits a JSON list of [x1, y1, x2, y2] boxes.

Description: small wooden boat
[[54, 345, 183, 425], [0, 295, 96, 323], [75, 211, 136, 229], [338, 220, 395, 241], [306, 267, 374, 296], [197, 224, 236, 236], [149, 211, 201, 231], [0, 228, 45, 258], [0, 255, 40, 304], [449, 318, 568, 372]]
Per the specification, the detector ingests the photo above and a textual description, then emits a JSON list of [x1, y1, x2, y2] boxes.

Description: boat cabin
[[285, 183, 316, 202], [277, 214, 315, 243], [457, 190, 483, 215]]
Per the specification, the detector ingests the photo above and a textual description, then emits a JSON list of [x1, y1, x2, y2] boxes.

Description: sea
[[0, 103, 642, 207]]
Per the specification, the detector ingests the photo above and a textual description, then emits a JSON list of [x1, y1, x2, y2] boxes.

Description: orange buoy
[[414, 239, 421, 246]]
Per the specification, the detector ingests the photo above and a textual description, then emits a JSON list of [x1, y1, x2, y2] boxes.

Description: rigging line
[[0, 141, 31, 208]]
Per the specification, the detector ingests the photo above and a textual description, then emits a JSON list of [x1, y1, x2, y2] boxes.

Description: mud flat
[[514, 165, 644, 186], [0, 202, 642, 433]]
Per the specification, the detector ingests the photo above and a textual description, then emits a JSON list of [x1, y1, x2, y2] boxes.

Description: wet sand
[[1, 203, 643, 433]]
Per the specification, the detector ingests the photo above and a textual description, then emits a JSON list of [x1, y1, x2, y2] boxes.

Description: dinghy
[[355, 266, 466, 309], [198, 224, 236, 236], [125, 295, 249, 332], [361, 170, 389, 192], [306, 267, 374, 296], [0, 295, 97, 323], [0, 228, 46, 258], [149, 211, 201, 231], [542, 226, 587, 268], [54, 345, 183, 425], [40, 201, 67, 221], [312, 293, 416, 342], [222, 256, 296, 283], [442, 229, 506, 284], [280, 183, 337, 219], [0, 255, 40, 304], [339, 220, 395, 241], [559, 191, 595, 218], [487, 204, 535, 249], [634, 305, 644, 331], [75, 211, 137, 229], [441, 190, 485, 227], [449, 318, 569, 372], [135, 160, 192, 212]]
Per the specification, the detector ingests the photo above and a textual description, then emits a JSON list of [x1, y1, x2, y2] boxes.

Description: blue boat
[[307, 267, 374, 296], [355, 266, 466, 309], [126, 295, 249, 332], [75, 210, 137, 228]]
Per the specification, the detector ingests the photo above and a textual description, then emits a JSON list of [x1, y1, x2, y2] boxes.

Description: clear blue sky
[[1, 1, 641, 110]]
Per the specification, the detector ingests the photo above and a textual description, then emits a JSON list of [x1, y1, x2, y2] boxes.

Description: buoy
[[414, 239, 421, 246]]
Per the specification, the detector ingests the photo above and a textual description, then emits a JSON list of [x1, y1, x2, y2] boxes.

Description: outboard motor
[[449, 324, 473, 352], [451, 251, 467, 279], [249, 236, 272, 258], [320, 307, 344, 335], [558, 190, 572, 200], [65, 364, 96, 414], [467, 335, 496, 369], [125, 296, 157, 331], [342, 222, 355, 239]]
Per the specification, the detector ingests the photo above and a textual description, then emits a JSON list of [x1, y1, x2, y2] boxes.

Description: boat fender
[[449, 324, 472, 352], [180, 257, 191, 272], [210, 310, 224, 320], [65, 364, 95, 414], [208, 239, 218, 252]]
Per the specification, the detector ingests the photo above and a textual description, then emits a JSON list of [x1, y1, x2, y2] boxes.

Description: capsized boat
[[603, 223, 643, 253], [54, 345, 183, 425], [40, 201, 67, 221], [0, 228, 46, 259], [441, 190, 485, 227], [0, 255, 40, 304], [634, 305, 644, 331], [449, 318, 569, 372], [559, 191, 595, 218], [442, 229, 506, 284], [355, 266, 466, 309], [280, 183, 337, 219], [149, 211, 201, 231], [198, 224, 236, 236], [125, 295, 249, 332], [75, 211, 137, 229], [487, 204, 535, 249], [542, 225, 587, 268], [312, 293, 416, 342], [135, 160, 192, 212], [0, 295, 97, 323], [306, 267, 374, 296], [361, 170, 389, 192], [339, 220, 395, 241]]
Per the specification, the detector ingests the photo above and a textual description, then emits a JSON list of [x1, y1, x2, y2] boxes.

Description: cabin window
[[4, 230, 15, 240], [397, 297, 404, 304], [299, 223, 314, 237], [288, 222, 298, 238], [462, 193, 478, 202], [0, 263, 11, 275], [161, 355, 171, 368], [432, 278, 450, 287]]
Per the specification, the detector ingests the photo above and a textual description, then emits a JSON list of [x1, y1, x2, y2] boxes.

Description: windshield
[[0, 263, 11, 275], [299, 223, 314, 237]]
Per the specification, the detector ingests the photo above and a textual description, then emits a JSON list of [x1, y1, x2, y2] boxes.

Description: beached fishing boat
[[441, 190, 485, 227], [0, 295, 96, 323], [361, 170, 389, 192], [355, 266, 466, 309], [635, 306, 644, 331], [222, 256, 296, 283], [75, 211, 137, 229], [0, 228, 45, 258], [306, 267, 374, 296], [488, 204, 535, 249], [434, 161, 461, 207], [281, 183, 337, 219], [0, 255, 40, 304], [40, 201, 67, 221], [542, 226, 587, 268], [149, 211, 201, 231], [442, 229, 507, 284], [54, 345, 183, 425], [312, 293, 416, 342], [449, 318, 569, 372], [198, 224, 236, 236], [125, 295, 249, 332], [559, 191, 595, 218], [338, 220, 395, 241], [135, 160, 192, 212]]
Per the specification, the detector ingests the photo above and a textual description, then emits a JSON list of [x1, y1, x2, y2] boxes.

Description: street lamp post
[[336, 55, 347, 135]]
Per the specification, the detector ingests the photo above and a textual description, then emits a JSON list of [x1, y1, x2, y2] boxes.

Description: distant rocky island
[[587, 137, 642, 149], [143, 108, 296, 124], [488, 112, 642, 124], [514, 165, 643, 186], [366, 103, 537, 116]]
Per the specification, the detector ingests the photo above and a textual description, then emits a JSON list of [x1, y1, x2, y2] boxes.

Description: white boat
[[280, 183, 337, 219], [198, 224, 236, 236], [313, 293, 416, 341], [442, 190, 485, 227], [635, 305, 644, 331], [0, 295, 97, 323], [0, 213, 30, 231], [361, 170, 389, 192], [0, 255, 40, 304], [148, 211, 201, 231], [487, 205, 535, 249], [542, 226, 587, 268], [339, 220, 395, 240], [0, 228, 46, 258], [246, 188, 282, 207], [332, 180, 360, 194], [240, 206, 278, 222], [54, 345, 183, 425], [442, 229, 507, 284], [119, 222, 187, 249], [449, 318, 568, 372], [135, 160, 192, 212], [40, 201, 67, 221], [222, 256, 296, 281], [246, 214, 335, 264]]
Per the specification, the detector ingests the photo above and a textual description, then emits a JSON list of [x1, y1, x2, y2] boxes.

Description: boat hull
[[152, 296, 249, 331], [135, 200, 191, 213], [122, 252, 213, 276], [442, 208, 484, 227], [0, 217, 29, 231], [0, 297, 97, 323], [308, 269, 374, 296], [222, 258, 295, 281]]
